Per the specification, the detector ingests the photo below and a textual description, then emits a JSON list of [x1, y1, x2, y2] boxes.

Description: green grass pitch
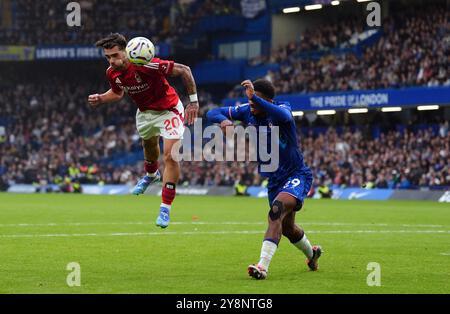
[[0, 193, 449, 294]]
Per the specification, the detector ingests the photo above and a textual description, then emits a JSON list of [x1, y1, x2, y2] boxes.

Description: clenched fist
[[88, 94, 102, 108]]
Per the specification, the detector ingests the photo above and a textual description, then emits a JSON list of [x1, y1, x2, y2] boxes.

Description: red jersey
[[106, 58, 180, 112]]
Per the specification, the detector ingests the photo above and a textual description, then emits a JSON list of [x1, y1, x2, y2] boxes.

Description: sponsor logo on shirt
[[123, 83, 150, 94]]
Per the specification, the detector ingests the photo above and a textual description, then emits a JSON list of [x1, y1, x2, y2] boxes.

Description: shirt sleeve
[[106, 68, 123, 94], [206, 104, 250, 123], [227, 104, 250, 121], [141, 57, 174, 76]]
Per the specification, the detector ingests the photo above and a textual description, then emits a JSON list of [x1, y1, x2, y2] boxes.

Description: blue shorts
[[268, 170, 313, 211]]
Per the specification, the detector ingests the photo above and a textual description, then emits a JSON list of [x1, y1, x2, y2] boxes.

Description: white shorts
[[135, 100, 185, 140]]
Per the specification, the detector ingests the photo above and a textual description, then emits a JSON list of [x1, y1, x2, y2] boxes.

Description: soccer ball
[[125, 37, 155, 65]]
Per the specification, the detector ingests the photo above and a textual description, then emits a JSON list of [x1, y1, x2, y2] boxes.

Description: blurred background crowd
[[0, 0, 448, 192]]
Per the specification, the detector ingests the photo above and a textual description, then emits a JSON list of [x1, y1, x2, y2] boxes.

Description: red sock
[[162, 182, 176, 205], [144, 160, 159, 174]]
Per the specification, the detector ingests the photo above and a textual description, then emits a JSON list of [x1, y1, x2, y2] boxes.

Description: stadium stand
[[228, 4, 449, 97], [0, 0, 240, 45], [0, 69, 448, 190], [0, 0, 448, 192]]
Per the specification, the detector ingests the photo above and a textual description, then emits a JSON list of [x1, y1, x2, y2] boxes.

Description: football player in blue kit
[[207, 79, 322, 280]]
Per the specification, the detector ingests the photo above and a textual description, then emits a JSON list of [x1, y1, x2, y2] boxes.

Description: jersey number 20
[[164, 116, 182, 131]]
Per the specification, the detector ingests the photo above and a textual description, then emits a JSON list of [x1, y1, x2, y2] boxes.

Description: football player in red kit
[[88, 33, 198, 228]]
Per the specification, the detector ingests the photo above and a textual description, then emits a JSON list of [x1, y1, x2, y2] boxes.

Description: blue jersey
[[207, 96, 311, 190]]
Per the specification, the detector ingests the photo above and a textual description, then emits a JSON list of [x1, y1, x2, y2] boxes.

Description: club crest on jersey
[[134, 73, 142, 83]]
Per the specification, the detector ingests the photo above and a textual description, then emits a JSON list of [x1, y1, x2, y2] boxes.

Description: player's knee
[[163, 150, 177, 165], [268, 200, 284, 221]]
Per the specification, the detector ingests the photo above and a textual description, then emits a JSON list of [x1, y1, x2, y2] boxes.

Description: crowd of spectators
[[302, 125, 449, 190], [0, 78, 139, 188], [0, 70, 448, 191], [0, 0, 240, 45], [0, 2, 449, 192], [0, 67, 220, 190], [230, 5, 450, 97], [177, 120, 450, 190]]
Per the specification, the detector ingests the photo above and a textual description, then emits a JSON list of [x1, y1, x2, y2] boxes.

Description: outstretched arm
[[206, 107, 232, 123], [171, 63, 198, 125], [88, 88, 124, 109], [206, 107, 235, 133], [241, 80, 292, 122]]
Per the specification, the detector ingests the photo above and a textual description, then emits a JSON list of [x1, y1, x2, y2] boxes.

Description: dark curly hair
[[95, 33, 127, 50], [253, 79, 276, 99]]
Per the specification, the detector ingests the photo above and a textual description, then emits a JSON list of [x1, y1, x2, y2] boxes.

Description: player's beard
[[113, 59, 128, 71]]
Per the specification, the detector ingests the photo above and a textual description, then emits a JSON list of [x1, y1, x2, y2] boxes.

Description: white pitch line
[[0, 221, 265, 227], [440, 252, 450, 256], [0, 221, 445, 228], [307, 230, 450, 234], [401, 224, 444, 228], [1, 230, 450, 239], [0, 230, 263, 238]]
